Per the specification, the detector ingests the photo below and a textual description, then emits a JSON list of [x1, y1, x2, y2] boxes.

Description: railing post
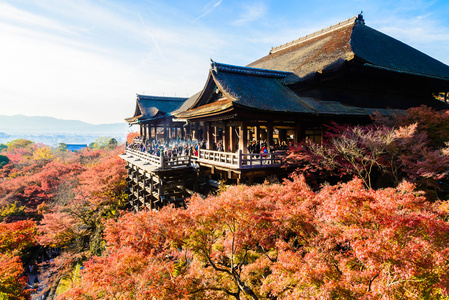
[[160, 152, 166, 169], [238, 149, 242, 168], [188, 149, 191, 166]]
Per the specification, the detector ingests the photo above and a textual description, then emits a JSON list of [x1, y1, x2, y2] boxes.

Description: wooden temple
[[121, 14, 449, 210]]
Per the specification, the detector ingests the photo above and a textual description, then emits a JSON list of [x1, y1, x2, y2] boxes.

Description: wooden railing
[[126, 148, 286, 170], [198, 149, 286, 169], [126, 148, 191, 169]]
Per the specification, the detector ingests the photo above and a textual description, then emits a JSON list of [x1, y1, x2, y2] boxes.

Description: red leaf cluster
[[60, 176, 449, 299]]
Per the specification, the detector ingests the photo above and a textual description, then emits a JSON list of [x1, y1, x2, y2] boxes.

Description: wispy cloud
[[138, 13, 162, 56], [0, 2, 74, 35], [194, 0, 223, 22], [232, 2, 267, 25]]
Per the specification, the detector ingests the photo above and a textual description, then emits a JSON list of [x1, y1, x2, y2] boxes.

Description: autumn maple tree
[[0, 137, 127, 298], [287, 107, 449, 193], [59, 174, 449, 299]]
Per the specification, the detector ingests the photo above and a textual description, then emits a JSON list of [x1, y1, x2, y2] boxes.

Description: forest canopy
[[2, 107, 449, 299]]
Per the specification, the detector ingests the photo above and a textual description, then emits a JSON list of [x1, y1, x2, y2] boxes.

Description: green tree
[[89, 137, 116, 150], [0, 155, 9, 168], [5, 139, 34, 150], [58, 143, 68, 152]]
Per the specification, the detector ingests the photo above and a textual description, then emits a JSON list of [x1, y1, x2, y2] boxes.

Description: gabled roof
[[175, 61, 399, 118], [248, 14, 449, 84], [125, 95, 187, 124]]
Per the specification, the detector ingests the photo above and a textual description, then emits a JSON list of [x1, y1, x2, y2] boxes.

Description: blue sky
[[2, 0, 449, 124]]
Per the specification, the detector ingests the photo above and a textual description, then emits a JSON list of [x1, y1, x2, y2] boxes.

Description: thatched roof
[[248, 14, 449, 84]]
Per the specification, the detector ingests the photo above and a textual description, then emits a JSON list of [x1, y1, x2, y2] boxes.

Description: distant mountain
[[0, 115, 136, 146], [0, 115, 131, 135]]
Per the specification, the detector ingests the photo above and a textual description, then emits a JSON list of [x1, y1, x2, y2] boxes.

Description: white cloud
[[194, 0, 223, 22], [232, 2, 267, 25]]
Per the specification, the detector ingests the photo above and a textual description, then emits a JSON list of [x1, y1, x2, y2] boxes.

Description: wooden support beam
[[267, 122, 273, 153], [223, 123, 230, 152], [294, 122, 302, 144], [255, 125, 261, 142], [164, 124, 168, 141], [194, 122, 199, 140], [239, 122, 248, 153], [207, 122, 214, 150]]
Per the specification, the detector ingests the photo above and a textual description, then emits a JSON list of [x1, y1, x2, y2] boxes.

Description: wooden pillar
[[194, 123, 199, 140], [181, 124, 186, 140], [186, 123, 191, 140], [223, 123, 230, 152], [203, 122, 208, 141], [267, 122, 273, 153], [207, 122, 214, 150], [140, 124, 143, 138], [214, 126, 218, 146], [255, 125, 261, 141], [149, 175, 154, 210], [168, 126, 172, 141], [142, 173, 147, 206], [143, 124, 147, 141], [294, 122, 302, 144], [230, 126, 237, 152], [164, 124, 168, 141], [239, 122, 248, 153]]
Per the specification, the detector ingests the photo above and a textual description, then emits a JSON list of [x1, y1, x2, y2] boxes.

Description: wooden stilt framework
[[125, 161, 198, 211]]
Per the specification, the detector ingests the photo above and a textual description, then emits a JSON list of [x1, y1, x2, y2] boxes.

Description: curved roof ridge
[[211, 60, 292, 78], [270, 15, 358, 55], [137, 94, 187, 102]]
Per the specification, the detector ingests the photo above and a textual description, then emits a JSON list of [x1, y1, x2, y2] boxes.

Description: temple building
[[121, 14, 449, 210]]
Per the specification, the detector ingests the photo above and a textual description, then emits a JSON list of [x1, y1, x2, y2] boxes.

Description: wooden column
[[181, 125, 186, 140], [203, 122, 208, 141], [194, 123, 199, 140], [207, 122, 214, 150], [168, 126, 172, 141], [214, 126, 218, 147], [142, 173, 147, 207], [223, 123, 230, 152], [255, 125, 261, 141], [149, 175, 154, 210], [164, 124, 168, 141], [140, 124, 143, 138], [186, 123, 191, 140], [267, 122, 273, 153], [239, 122, 248, 153], [230, 126, 237, 152], [294, 122, 302, 144]]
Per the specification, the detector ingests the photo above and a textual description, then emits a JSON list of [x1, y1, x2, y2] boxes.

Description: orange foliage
[[60, 176, 449, 299], [0, 219, 36, 256], [0, 254, 30, 299]]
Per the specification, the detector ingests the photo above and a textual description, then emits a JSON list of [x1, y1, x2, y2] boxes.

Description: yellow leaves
[[0, 201, 26, 222], [32, 146, 54, 161]]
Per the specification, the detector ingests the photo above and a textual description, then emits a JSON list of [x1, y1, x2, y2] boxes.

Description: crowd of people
[[127, 137, 292, 158], [127, 137, 205, 158]]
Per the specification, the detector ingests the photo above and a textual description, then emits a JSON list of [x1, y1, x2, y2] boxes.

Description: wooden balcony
[[125, 148, 191, 170], [124, 148, 286, 171], [197, 149, 285, 169]]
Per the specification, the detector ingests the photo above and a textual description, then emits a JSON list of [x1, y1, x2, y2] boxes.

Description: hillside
[[0, 115, 129, 134], [0, 115, 133, 145]]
